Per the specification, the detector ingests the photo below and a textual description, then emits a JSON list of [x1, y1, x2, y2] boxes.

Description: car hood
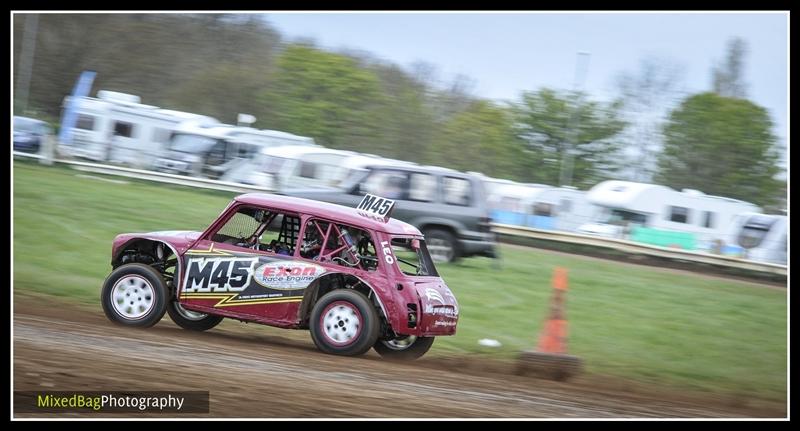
[[113, 230, 203, 256]]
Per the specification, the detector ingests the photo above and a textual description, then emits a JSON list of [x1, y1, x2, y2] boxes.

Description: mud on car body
[[101, 193, 459, 358]]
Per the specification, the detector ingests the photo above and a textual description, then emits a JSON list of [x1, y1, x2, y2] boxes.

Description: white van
[[153, 123, 317, 179], [59, 90, 219, 168], [221, 146, 412, 191]]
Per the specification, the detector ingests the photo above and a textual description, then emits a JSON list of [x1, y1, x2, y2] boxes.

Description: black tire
[[373, 336, 435, 360], [166, 300, 224, 331], [101, 263, 168, 328], [424, 228, 460, 263], [309, 290, 380, 356]]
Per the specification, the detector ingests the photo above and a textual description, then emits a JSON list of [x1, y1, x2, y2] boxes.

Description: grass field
[[13, 161, 787, 401]]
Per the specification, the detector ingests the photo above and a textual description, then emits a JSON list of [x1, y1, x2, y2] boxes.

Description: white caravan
[[153, 123, 317, 179], [483, 179, 593, 231], [577, 180, 760, 250], [59, 90, 219, 168], [221, 146, 413, 191], [723, 213, 787, 264]]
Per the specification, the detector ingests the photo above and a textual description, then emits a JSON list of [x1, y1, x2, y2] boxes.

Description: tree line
[[13, 14, 785, 209]]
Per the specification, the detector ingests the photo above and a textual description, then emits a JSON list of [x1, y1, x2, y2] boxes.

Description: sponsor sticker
[[253, 261, 326, 290]]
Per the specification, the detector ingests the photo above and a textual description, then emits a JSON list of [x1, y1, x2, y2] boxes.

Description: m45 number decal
[[183, 257, 258, 293]]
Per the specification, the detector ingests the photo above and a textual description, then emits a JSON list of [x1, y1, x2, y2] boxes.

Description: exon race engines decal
[[180, 251, 327, 307]]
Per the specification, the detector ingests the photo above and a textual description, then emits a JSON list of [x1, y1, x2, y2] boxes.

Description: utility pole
[[559, 51, 591, 188], [15, 14, 39, 114]]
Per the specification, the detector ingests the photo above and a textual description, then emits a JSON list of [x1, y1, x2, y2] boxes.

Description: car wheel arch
[[298, 272, 390, 330], [113, 238, 182, 292]]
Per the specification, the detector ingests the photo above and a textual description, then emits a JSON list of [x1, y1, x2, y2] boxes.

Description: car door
[[178, 205, 323, 326]]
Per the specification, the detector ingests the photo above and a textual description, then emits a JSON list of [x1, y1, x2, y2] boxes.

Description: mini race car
[[101, 193, 459, 358]]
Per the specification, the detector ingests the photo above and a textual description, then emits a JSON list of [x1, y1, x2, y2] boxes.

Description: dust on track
[[12, 294, 785, 418]]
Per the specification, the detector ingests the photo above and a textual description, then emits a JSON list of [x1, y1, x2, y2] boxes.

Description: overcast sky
[[264, 12, 788, 170]]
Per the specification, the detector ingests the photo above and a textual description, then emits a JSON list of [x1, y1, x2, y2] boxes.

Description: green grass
[[13, 161, 787, 401]]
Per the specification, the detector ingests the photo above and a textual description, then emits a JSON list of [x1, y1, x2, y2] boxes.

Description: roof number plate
[[356, 194, 396, 223]]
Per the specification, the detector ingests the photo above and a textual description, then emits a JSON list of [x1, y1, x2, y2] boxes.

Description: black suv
[[282, 165, 496, 263]]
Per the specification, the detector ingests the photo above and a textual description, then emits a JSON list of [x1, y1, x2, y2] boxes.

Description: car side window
[[300, 219, 379, 271], [362, 170, 408, 200], [211, 206, 301, 256], [408, 173, 436, 202], [442, 177, 472, 206]]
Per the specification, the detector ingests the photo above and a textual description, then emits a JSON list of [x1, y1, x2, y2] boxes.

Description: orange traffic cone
[[537, 267, 569, 354], [518, 267, 583, 380]]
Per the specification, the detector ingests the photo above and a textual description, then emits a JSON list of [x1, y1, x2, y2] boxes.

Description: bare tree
[[615, 56, 685, 181], [712, 37, 748, 99]]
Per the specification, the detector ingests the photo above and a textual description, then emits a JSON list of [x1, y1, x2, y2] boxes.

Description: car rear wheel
[[373, 335, 435, 360], [101, 263, 167, 328], [166, 300, 223, 331], [424, 228, 459, 263], [310, 290, 379, 356]]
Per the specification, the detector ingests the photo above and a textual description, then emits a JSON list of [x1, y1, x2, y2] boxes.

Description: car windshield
[[391, 236, 438, 277], [14, 117, 47, 135], [170, 133, 219, 153]]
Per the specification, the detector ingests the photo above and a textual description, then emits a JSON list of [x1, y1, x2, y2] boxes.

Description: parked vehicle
[[101, 193, 459, 358], [59, 90, 220, 168], [723, 213, 787, 264], [282, 165, 497, 263], [153, 122, 317, 179], [13, 116, 53, 153], [577, 180, 760, 251], [484, 179, 593, 232], [222, 146, 414, 192]]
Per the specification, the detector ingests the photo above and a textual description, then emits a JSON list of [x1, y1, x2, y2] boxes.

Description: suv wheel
[[424, 228, 459, 263]]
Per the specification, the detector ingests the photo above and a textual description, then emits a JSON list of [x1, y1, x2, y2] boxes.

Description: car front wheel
[[310, 290, 380, 356], [101, 263, 167, 328], [373, 336, 435, 360]]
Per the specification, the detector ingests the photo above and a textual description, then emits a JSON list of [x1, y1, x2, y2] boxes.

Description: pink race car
[[101, 193, 459, 359]]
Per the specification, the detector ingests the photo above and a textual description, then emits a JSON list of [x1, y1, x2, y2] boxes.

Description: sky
[[264, 12, 789, 172]]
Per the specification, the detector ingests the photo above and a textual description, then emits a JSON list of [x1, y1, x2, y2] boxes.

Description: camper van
[[577, 180, 760, 251], [221, 146, 413, 192], [723, 213, 787, 264], [484, 180, 593, 232], [153, 123, 317, 179], [59, 90, 220, 168]]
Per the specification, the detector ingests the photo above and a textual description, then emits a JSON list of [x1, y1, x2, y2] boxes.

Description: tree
[[259, 44, 385, 150], [712, 37, 748, 99], [615, 57, 685, 181], [655, 92, 781, 208], [427, 100, 526, 179], [512, 88, 626, 188]]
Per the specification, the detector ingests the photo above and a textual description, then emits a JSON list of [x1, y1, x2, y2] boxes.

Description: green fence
[[630, 226, 697, 250]]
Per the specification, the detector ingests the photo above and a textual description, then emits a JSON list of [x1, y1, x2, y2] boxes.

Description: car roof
[[363, 163, 473, 178], [234, 193, 422, 236]]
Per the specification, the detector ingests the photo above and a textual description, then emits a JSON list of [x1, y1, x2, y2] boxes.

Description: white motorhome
[[483, 179, 593, 231], [153, 123, 317, 179], [577, 180, 761, 251], [723, 213, 787, 264], [221, 146, 412, 191], [59, 90, 219, 168]]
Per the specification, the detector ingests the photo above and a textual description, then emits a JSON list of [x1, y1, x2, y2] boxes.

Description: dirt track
[[13, 294, 785, 418]]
